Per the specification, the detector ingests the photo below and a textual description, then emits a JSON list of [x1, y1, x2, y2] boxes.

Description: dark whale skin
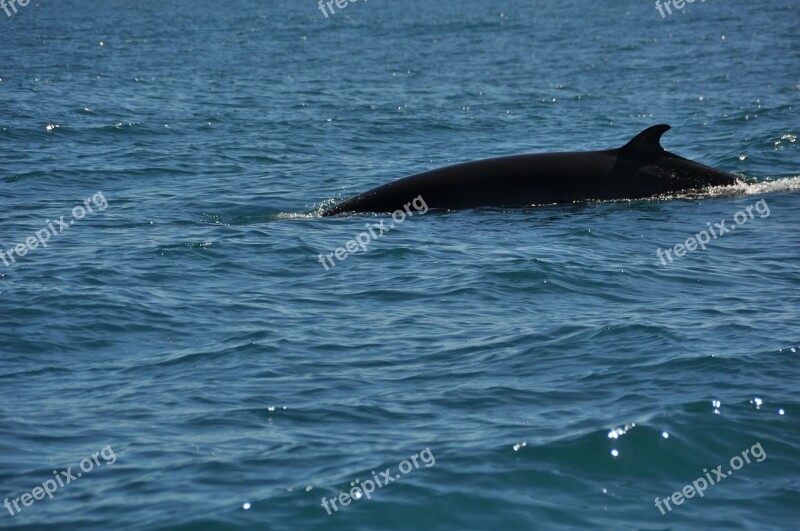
[[323, 125, 740, 215]]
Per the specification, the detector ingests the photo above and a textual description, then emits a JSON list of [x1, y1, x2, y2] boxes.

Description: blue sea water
[[1, 0, 799, 529]]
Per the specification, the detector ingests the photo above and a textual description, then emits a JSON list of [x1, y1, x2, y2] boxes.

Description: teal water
[[1, 0, 799, 529]]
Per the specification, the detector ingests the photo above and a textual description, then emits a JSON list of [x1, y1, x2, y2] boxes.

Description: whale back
[[613, 125, 739, 196], [322, 125, 741, 214]]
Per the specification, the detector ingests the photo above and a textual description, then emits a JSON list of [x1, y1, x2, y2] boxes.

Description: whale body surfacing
[[322, 125, 741, 215]]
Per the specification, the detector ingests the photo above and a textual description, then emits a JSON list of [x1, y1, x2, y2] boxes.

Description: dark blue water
[[1, 0, 799, 529]]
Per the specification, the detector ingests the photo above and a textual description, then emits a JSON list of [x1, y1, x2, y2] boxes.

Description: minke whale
[[323, 125, 741, 215]]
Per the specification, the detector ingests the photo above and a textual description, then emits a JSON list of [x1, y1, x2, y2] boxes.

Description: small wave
[[672, 175, 800, 200], [583, 175, 800, 204], [275, 212, 320, 220], [731, 175, 800, 195], [277, 196, 346, 219]]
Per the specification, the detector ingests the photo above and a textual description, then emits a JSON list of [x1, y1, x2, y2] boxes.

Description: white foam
[[275, 212, 319, 220], [651, 176, 800, 201], [728, 176, 800, 195]]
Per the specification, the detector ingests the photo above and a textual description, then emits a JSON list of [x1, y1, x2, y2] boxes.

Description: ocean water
[[1, 0, 799, 529]]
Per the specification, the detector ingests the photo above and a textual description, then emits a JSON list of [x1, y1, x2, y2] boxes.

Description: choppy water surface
[[1, 0, 798, 529]]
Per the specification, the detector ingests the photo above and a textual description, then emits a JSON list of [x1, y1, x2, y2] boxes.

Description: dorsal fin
[[620, 124, 671, 156]]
